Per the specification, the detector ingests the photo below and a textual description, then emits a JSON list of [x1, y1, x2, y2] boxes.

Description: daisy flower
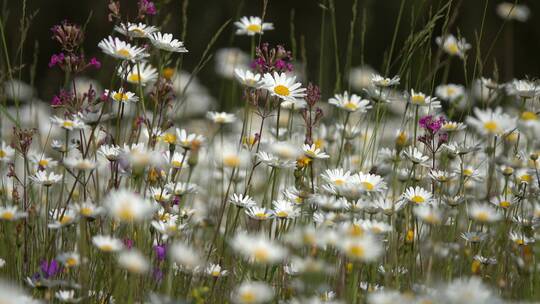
[[441, 121, 466, 132], [234, 16, 274, 36], [408, 89, 439, 107], [149, 32, 188, 53], [118, 62, 158, 85], [57, 252, 81, 268], [175, 128, 205, 150], [272, 199, 300, 219], [30, 171, 62, 186], [466, 107, 517, 136], [328, 91, 371, 113], [229, 193, 256, 209], [414, 205, 442, 225], [231, 233, 287, 264], [257, 151, 296, 169], [206, 111, 236, 124], [321, 168, 352, 187], [245, 206, 274, 221], [435, 34, 471, 59], [0, 205, 27, 221], [98, 36, 149, 61], [73, 201, 103, 218], [401, 146, 430, 166], [98, 145, 121, 161], [402, 186, 432, 205], [206, 264, 228, 278], [104, 189, 155, 222], [50, 116, 86, 130], [231, 281, 274, 304], [0, 142, 15, 163], [63, 157, 96, 171], [169, 242, 201, 270], [92, 235, 123, 252], [55, 290, 82, 303], [352, 172, 387, 193], [507, 79, 538, 99], [338, 235, 383, 262], [302, 144, 329, 159], [469, 203, 502, 223], [104, 88, 138, 103], [114, 22, 158, 38], [496, 2, 530, 22], [261, 72, 306, 102], [117, 250, 149, 274], [234, 68, 262, 88], [371, 74, 400, 88], [435, 84, 465, 102]]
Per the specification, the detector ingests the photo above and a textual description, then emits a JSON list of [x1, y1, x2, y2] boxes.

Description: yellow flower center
[[59, 216, 72, 225], [362, 181, 374, 191], [171, 160, 183, 168], [211, 270, 221, 277], [38, 159, 49, 167], [116, 48, 131, 58], [475, 211, 489, 222], [81, 207, 93, 217], [411, 195, 425, 204], [348, 245, 365, 258], [63, 121, 74, 128], [0, 150, 5, 158], [128, 74, 141, 83], [520, 174, 531, 183], [254, 248, 269, 262], [223, 155, 241, 167], [499, 201, 511, 208], [276, 211, 288, 218], [113, 92, 129, 102], [521, 111, 538, 121], [66, 257, 78, 267], [483, 121, 498, 133], [411, 95, 425, 104], [162, 133, 176, 144], [334, 179, 345, 186], [131, 28, 146, 36], [162, 67, 175, 80], [100, 244, 114, 252], [1, 212, 14, 220], [447, 43, 459, 55], [254, 212, 268, 219], [119, 208, 135, 221], [446, 87, 456, 95], [396, 132, 408, 146], [349, 225, 364, 237], [274, 85, 290, 97], [344, 102, 358, 111], [246, 24, 262, 33], [240, 291, 257, 303], [463, 169, 473, 176]]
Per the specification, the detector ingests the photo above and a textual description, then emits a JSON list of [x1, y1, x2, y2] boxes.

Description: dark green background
[[1, 0, 538, 101]]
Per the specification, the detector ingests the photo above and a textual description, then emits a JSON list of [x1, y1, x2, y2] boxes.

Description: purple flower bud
[[123, 238, 134, 249], [89, 57, 101, 69], [48, 53, 65, 68], [51, 95, 62, 106], [153, 244, 167, 261], [40, 259, 61, 279]]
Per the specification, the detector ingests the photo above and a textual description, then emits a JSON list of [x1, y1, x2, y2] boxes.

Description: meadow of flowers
[[0, 0, 539, 303]]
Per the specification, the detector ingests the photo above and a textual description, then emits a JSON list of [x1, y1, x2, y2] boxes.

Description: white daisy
[[149, 32, 188, 53], [234, 16, 274, 36], [114, 22, 158, 38], [104, 88, 138, 103], [234, 68, 262, 88], [98, 36, 149, 61], [328, 91, 371, 113], [261, 72, 306, 102], [117, 62, 158, 85]]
